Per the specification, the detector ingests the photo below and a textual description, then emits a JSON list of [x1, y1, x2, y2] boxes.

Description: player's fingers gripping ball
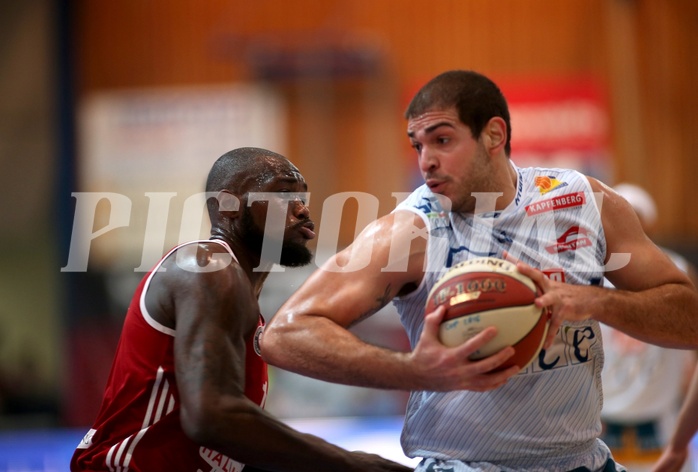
[[425, 257, 551, 371]]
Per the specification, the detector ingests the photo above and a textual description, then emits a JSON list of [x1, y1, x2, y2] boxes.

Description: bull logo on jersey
[[534, 175, 568, 195], [546, 226, 592, 254]]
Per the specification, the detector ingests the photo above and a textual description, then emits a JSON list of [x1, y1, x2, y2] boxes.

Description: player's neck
[[490, 158, 518, 212]]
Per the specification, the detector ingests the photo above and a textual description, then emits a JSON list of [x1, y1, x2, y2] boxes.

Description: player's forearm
[[596, 283, 698, 349], [262, 315, 415, 390], [228, 415, 354, 471], [190, 400, 378, 472]]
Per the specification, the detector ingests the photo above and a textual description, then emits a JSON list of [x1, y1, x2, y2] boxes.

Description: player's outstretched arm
[[262, 211, 519, 392]]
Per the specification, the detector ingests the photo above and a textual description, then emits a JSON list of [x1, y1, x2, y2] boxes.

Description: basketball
[[425, 257, 550, 371]]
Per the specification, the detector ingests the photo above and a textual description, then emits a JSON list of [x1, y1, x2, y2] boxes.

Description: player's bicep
[[300, 265, 398, 328], [278, 212, 426, 327], [606, 239, 686, 291], [172, 269, 250, 410], [597, 179, 691, 291]]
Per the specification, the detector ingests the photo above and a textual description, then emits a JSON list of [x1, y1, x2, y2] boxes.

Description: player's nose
[[291, 198, 310, 220], [418, 148, 439, 174]]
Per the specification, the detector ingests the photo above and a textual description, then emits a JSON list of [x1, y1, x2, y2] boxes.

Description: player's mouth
[[426, 178, 447, 194], [296, 221, 316, 240]]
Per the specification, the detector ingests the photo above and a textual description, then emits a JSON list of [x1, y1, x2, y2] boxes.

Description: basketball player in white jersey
[[262, 71, 698, 471]]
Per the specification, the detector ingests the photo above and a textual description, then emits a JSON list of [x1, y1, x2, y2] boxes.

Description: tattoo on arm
[[351, 284, 393, 326]]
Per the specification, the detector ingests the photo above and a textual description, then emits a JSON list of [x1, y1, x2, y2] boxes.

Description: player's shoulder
[[160, 240, 243, 285], [359, 208, 427, 243], [515, 164, 593, 196], [584, 177, 638, 218], [334, 208, 427, 276], [584, 175, 610, 193]]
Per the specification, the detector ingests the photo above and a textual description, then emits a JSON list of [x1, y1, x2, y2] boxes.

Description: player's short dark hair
[[405, 70, 512, 156], [205, 147, 287, 215]]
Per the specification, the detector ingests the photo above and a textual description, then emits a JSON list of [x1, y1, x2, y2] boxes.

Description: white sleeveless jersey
[[393, 163, 611, 469]]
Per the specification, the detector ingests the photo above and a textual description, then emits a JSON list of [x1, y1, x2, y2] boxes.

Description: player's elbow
[[260, 315, 296, 368], [180, 401, 221, 445], [180, 397, 253, 449]]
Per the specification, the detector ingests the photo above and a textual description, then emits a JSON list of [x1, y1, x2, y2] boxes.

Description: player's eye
[[281, 191, 307, 205]]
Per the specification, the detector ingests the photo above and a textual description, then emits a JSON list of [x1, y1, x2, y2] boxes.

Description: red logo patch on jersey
[[546, 226, 592, 254], [542, 268, 566, 283], [525, 191, 586, 216]]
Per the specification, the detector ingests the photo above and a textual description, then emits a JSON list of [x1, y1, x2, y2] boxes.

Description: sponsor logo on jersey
[[546, 226, 592, 254], [534, 175, 568, 195], [542, 268, 566, 283], [414, 198, 451, 231], [425, 460, 456, 472], [253, 326, 264, 357], [76, 428, 96, 449], [525, 191, 586, 216], [522, 323, 600, 374], [416, 197, 448, 220], [199, 447, 244, 472]]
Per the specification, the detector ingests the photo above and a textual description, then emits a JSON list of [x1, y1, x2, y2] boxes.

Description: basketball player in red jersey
[[70, 147, 410, 472]]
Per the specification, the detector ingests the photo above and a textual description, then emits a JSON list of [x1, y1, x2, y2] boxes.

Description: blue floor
[[0, 417, 417, 471], [0, 419, 696, 471], [0, 428, 84, 471]]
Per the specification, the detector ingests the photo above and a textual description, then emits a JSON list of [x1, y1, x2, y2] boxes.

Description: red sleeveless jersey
[[71, 241, 268, 472]]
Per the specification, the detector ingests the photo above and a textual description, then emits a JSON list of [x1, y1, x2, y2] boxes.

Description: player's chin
[[279, 242, 313, 268], [284, 232, 312, 250]]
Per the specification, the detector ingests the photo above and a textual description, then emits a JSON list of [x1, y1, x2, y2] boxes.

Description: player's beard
[[240, 209, 313, 268]]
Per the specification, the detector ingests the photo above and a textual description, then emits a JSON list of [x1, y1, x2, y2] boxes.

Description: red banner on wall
[[497, 75, 611, 179], [500, 77, 609, 152]]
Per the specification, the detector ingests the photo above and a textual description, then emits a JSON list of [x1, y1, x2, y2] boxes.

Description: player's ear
[[212, 190, 241, 218], [483, 117, 507, 155]]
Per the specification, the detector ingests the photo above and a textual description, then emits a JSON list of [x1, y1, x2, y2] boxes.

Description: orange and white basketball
[[425, 257, 550, 371]]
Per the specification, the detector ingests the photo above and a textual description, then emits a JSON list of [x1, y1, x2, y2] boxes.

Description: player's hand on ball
[[515, 261, 594, 349], [410, 305, 519, 392]]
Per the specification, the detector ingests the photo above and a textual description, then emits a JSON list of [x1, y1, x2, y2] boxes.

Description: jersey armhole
[[392, 207, 431, 302], [139, 239, 239, 337], [584, 176, 608, 265], [140, 248, 178, 337]]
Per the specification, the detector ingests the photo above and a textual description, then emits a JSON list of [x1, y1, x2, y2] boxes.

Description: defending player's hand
[[409, 305, 519, 392]]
